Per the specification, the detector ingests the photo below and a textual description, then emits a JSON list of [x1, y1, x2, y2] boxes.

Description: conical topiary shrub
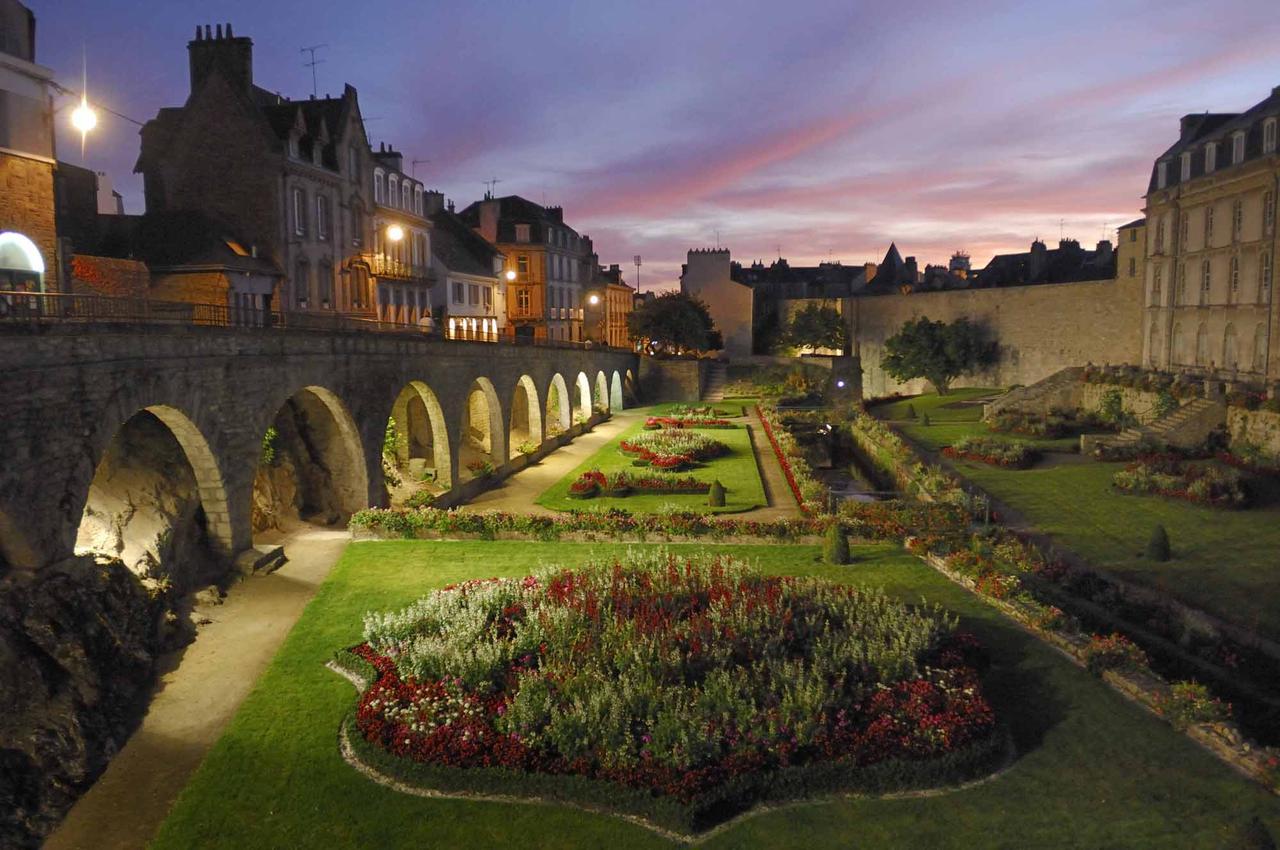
[[824, 523, 851, 565], [1146, 524, 1171, 562], [708, 480, 726, 508], [920, 412, 931, 426], [905, 403, 917, 420]]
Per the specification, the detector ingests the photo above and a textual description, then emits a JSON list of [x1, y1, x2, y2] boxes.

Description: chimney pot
[[216, 23, 223, 38], [194, 25, 202, 40], [204, 24, 212, 39], [226, 22, 233, 37]]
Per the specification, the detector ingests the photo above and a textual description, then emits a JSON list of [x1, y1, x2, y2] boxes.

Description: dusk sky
[[32, 0, 1280, 290]]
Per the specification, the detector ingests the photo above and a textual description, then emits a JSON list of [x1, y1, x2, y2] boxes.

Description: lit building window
[[387, 175, 398, 209], [1265, 118, 1278, 154], [1180, 152, 1192, 182]]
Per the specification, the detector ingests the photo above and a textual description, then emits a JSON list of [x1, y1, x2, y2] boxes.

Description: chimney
[[188, 23, 254, 95], [1095, 239, 1114, 261], [1028, 240, 1048, 281], [423, 190, 445, 215], [477, 198, 500, 242]]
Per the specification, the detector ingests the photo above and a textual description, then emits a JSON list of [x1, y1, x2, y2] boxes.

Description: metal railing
[[0, 289, 623, 352]]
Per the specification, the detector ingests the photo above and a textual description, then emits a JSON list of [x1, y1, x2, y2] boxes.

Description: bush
[[943, 437, 1036, 469], [905, 403, 917, 420], [1083, 632, 1149, 675], [920, 413, 931, 426], [260, 426, 280, 466], [1113, 460, 1247, 508], [824, 523, 851, 564], [1154, 681, 1231, 730], [708, 480, 726, 507], [1146, 524, 1171, 561], [405, 490, 436, 509]]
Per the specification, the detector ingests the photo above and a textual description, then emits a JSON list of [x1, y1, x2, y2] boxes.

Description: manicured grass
[[874, 389, 1078, 454], [152, 541, 1280, 849], [535, 407, 767, 513]]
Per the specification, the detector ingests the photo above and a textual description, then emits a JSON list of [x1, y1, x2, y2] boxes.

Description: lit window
[[1265, 118, 1278, 154], [1232, 132, 1246, 164], [292, 188, 307, 236], [468, 284, 479, 305], [374, 169, 385, 204], [1180, 152, 1192, 181], [482, 286, 491, 308], [1204, 142, 1216, 174], [517, 255, 529, 278]]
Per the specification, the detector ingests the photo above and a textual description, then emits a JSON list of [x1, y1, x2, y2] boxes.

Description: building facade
[[0, 0, 58, 294], [369, 144, 434, 325], [458, 195, 589, 342], [583, 262, 634, 348], [679, 249, 753, 357], [136, 24, 377, 317], [429, 200, 505, 341], [1143, 86, 1280, 382]]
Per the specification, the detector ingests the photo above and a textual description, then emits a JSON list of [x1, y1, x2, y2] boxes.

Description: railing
[[360, 255, 435, 284], [0, 289, 626, 352]]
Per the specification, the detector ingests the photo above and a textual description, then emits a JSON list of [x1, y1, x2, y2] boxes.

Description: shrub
[[1154, 681, 1232, 730], [905, 403, 917, 420], [465, 459, 495, 480], [1113, 460, 1247, 508], [260, 425, 280, 466], [1146, 524, 1171, 561], [1083, 632, 1149, 675], [1098, 388, 1135, 428], [920, 413, 931, 426], [708, 480, 725, 507], [1153, 390, 1179, 420], [824, 523, 851, 564], [517, 440, 538, 456], [405, 490, 436, 509], [943, 437, 1036, 469]]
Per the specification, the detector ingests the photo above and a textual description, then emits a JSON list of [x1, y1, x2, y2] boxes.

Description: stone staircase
[[702, 361, 728, 402], [1088, 397, 1227, 453], [983, 366, 1084, 420]]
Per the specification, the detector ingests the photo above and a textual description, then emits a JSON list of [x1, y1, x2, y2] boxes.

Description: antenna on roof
[[300, 44, 328, 99], [714, 229, 720, 250], [483, 178, 501, 198]]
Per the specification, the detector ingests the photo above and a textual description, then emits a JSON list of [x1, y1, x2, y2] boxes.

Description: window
[[1265, 118, 1278, 155], [402, 181, 411, 211], [1152, 266, 1162, 303], [1223, 324, 1239, 369], [316, 195, 330, 241], [1180, 152, 1192, 182], [1230, 255, 1240, 299], [374, 170, 385, 204], [1232, 132, 1246, 164], [1204, 142, 1216, 174], [453, 281, 465, 304], [515, 224, 530, 243], [292, 188, 307, 236], [1195, 322, 1209, 366], [294, 260, 310, 307], [546, 227, 555, 245], [387, 175, 398, 208], [1262, 253, 1273, 302], [517, 288, 530, 313], [414, 186, 423, 216], [482, 286, 491, 308], [1255, 324, 1268, 373], [468, 284, 479, 305], [1201, 259, 1212, 303], [319, 261, 333, 307], [1204, 205, 1215, 247], [351, 202, 364, 248], [517, 255, 529, 278], [1179, 212, 1189, 248], [1129, 227, 1137, 243], [1157, 161, 1168, 189], [1176, 264, 1187, 304], [1232, 199, 1243, 242], [1265, 191, 1276, 235]]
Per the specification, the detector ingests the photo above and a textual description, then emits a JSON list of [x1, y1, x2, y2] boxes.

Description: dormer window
[[414, 186, 423, 216], [387, 175, 399, 209], [516, 224, 531, 243], [1232, 132, 1246, 164], [401, 180, 410, 211], [374, 169, 385, 204], [1157, 161, 1168, 189], [1204, 142, 1217, 174], [1265, 118, 1278, 154], [1180, 152, 1192, 182]]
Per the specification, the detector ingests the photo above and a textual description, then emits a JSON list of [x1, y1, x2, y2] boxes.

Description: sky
[[31, 0, 1280, 291]]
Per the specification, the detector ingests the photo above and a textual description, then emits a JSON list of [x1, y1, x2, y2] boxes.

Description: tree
[[880, 316, 995, 395], [784, 304, 847, 354], [628, 292, 721, 355]]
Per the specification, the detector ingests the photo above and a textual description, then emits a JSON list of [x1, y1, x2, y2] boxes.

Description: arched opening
[[387, 381, 452, 502], [1223, 324, 1239, 371], [253, 386, 368, 537], [545, 373, 570, 438], [574, 372, 592, 422], [76, 406, 231, 591], [0, 230, 45, 291], [610, 370, 624, 410], [509, 375, 543, 456], [594, 371, 610, 413], [624, 369, 639, 405], [1195, 322, 1210, 367], [460, 377, 504, 480]]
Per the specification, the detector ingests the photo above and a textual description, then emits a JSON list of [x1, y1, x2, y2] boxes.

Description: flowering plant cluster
[[943, 437, 1037, 469], [757, 404, 828, 514], [567, 469, 710, 499], [1082, 632, 1150, 675], [644, 416, 738, 430], [353, 552, 998, 807], [466, 459, 495, 479], [1153, 681, 1233, 730], [670, 404, 742, 418], [1112, 459, 1247, 508], [1218, 446, 1280, 476], [620, 430, 728, 470]]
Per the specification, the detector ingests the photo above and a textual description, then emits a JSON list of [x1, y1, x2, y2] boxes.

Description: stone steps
[[703, 362, 728, 402]]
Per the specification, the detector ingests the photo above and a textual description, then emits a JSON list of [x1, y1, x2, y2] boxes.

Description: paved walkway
[[44, 525, 350, 850]]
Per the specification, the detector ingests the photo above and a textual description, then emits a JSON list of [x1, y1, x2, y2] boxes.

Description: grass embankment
[[152, 541, 1280, 849], [536, 404, 766, 513], [873, 389, 1079, 453]]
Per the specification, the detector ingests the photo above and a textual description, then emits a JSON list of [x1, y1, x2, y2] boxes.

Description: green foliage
[[1232, 816, 1278, 850], [881, 316, 996, 395], [260, 426, 280, 467], [921, 412, 932, 426], [784, 303, 847, 353], [1098, 388, 1135, 428], [1146, 524, 1171, 561], [383, 417, 402, 460], [628, 291, 722, 354], [905, 403, 917, 420], [1154, 681, 1231, 731], [708, 479, 726, 507], [1153, 390, 1180, 420], [824, 523, 851, 565], [404, 490, 436, 509]]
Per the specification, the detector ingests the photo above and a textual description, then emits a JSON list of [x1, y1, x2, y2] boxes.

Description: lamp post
[[633, 255, 642, 295]]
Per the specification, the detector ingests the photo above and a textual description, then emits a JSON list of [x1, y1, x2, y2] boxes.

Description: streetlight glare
[[505, 269, 517, 281], [588, 294, 600, 305], [386, 224, 404, 242], [71, 97, 97, 133]]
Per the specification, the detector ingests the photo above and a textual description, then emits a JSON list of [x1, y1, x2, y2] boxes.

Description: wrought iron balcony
[[361, 254, 436, 285]]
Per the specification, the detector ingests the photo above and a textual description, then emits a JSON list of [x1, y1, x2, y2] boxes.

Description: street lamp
[[70, 96, 97, 134], [588, 293, 600, 306], [505, 269, 517, 282], [386, 224, 404, 242]]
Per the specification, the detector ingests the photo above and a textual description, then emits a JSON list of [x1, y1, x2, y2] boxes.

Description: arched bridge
[[0, 321, 638, 575]]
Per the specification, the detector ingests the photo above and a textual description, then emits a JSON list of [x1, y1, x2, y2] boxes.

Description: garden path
[[44, 524, 351, 850]]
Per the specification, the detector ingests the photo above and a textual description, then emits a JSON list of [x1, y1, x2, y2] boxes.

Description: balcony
[[361, 254, 435, 285]]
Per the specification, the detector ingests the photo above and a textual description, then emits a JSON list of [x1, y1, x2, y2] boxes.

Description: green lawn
[[873, 389, 1079, 454], [151, 540, 1280, 849], [536, 407, 767, 513]]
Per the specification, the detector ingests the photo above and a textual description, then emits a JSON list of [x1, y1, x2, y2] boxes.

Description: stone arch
[[610, 370, 624, 410], [624, 369, 639, 405], [594, 371, 610, 412], [1195, 322, 1209, 367], [76, 405, 232, 590], [389, 381, 451, 490], [574, 372, 592, 419], [545, 373, 571, 437], [253, 386, 368, 536], [460, 377, 505, 479], [0, 510, 37, 570], [508, 375, 543, 456], [1223, 323, 1239, 371]]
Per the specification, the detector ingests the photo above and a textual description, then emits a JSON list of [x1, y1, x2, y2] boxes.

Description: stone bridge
[[0, 322, 638, 576]]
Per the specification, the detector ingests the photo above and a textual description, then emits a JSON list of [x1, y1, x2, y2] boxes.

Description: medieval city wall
[[847, 275, 1145, 397]]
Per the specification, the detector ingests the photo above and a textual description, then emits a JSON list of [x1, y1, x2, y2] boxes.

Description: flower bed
[[643, 416, 738, 430], [1112, 459, 1248, 508], [942, 437, 1037, 469], [670, 404, 744, 418], [619, 430, 728, 470], [345, 552, 1003, 833], [757, 404, 828, 514], [567, 469, 711, 499]]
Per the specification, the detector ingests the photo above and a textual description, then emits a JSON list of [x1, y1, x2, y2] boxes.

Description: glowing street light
[[71, 96, 98, 134], [505, 269, 517, 282], [588, 293, 600, 306], [386, 224, 405, 242]]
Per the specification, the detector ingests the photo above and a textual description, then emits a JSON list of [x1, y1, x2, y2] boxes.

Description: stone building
[[458, 195, 589, 342], [0, 0, 58, 293], [973, 237, 1118, 288], [370, 143, 434, 325], [679, 249, 753, 357], [429, 200, 505, 341], [583, 262, 634, 348], [136, 24, 377, 317], [1143, 85, 1280, 383]]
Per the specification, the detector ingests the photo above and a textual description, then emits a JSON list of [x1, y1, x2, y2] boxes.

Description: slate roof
[[973, 239, 1115, 287], [731, 257, 866, 299], [1147, 85, 1280, 194], [456, 195, 580, 244], [429, 209, 501, 278]]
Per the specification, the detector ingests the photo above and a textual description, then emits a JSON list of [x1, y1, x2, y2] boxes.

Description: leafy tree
[[784, 304, 847, 354], [880, 316, 996, 395], [628, 292, 722, 355]]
